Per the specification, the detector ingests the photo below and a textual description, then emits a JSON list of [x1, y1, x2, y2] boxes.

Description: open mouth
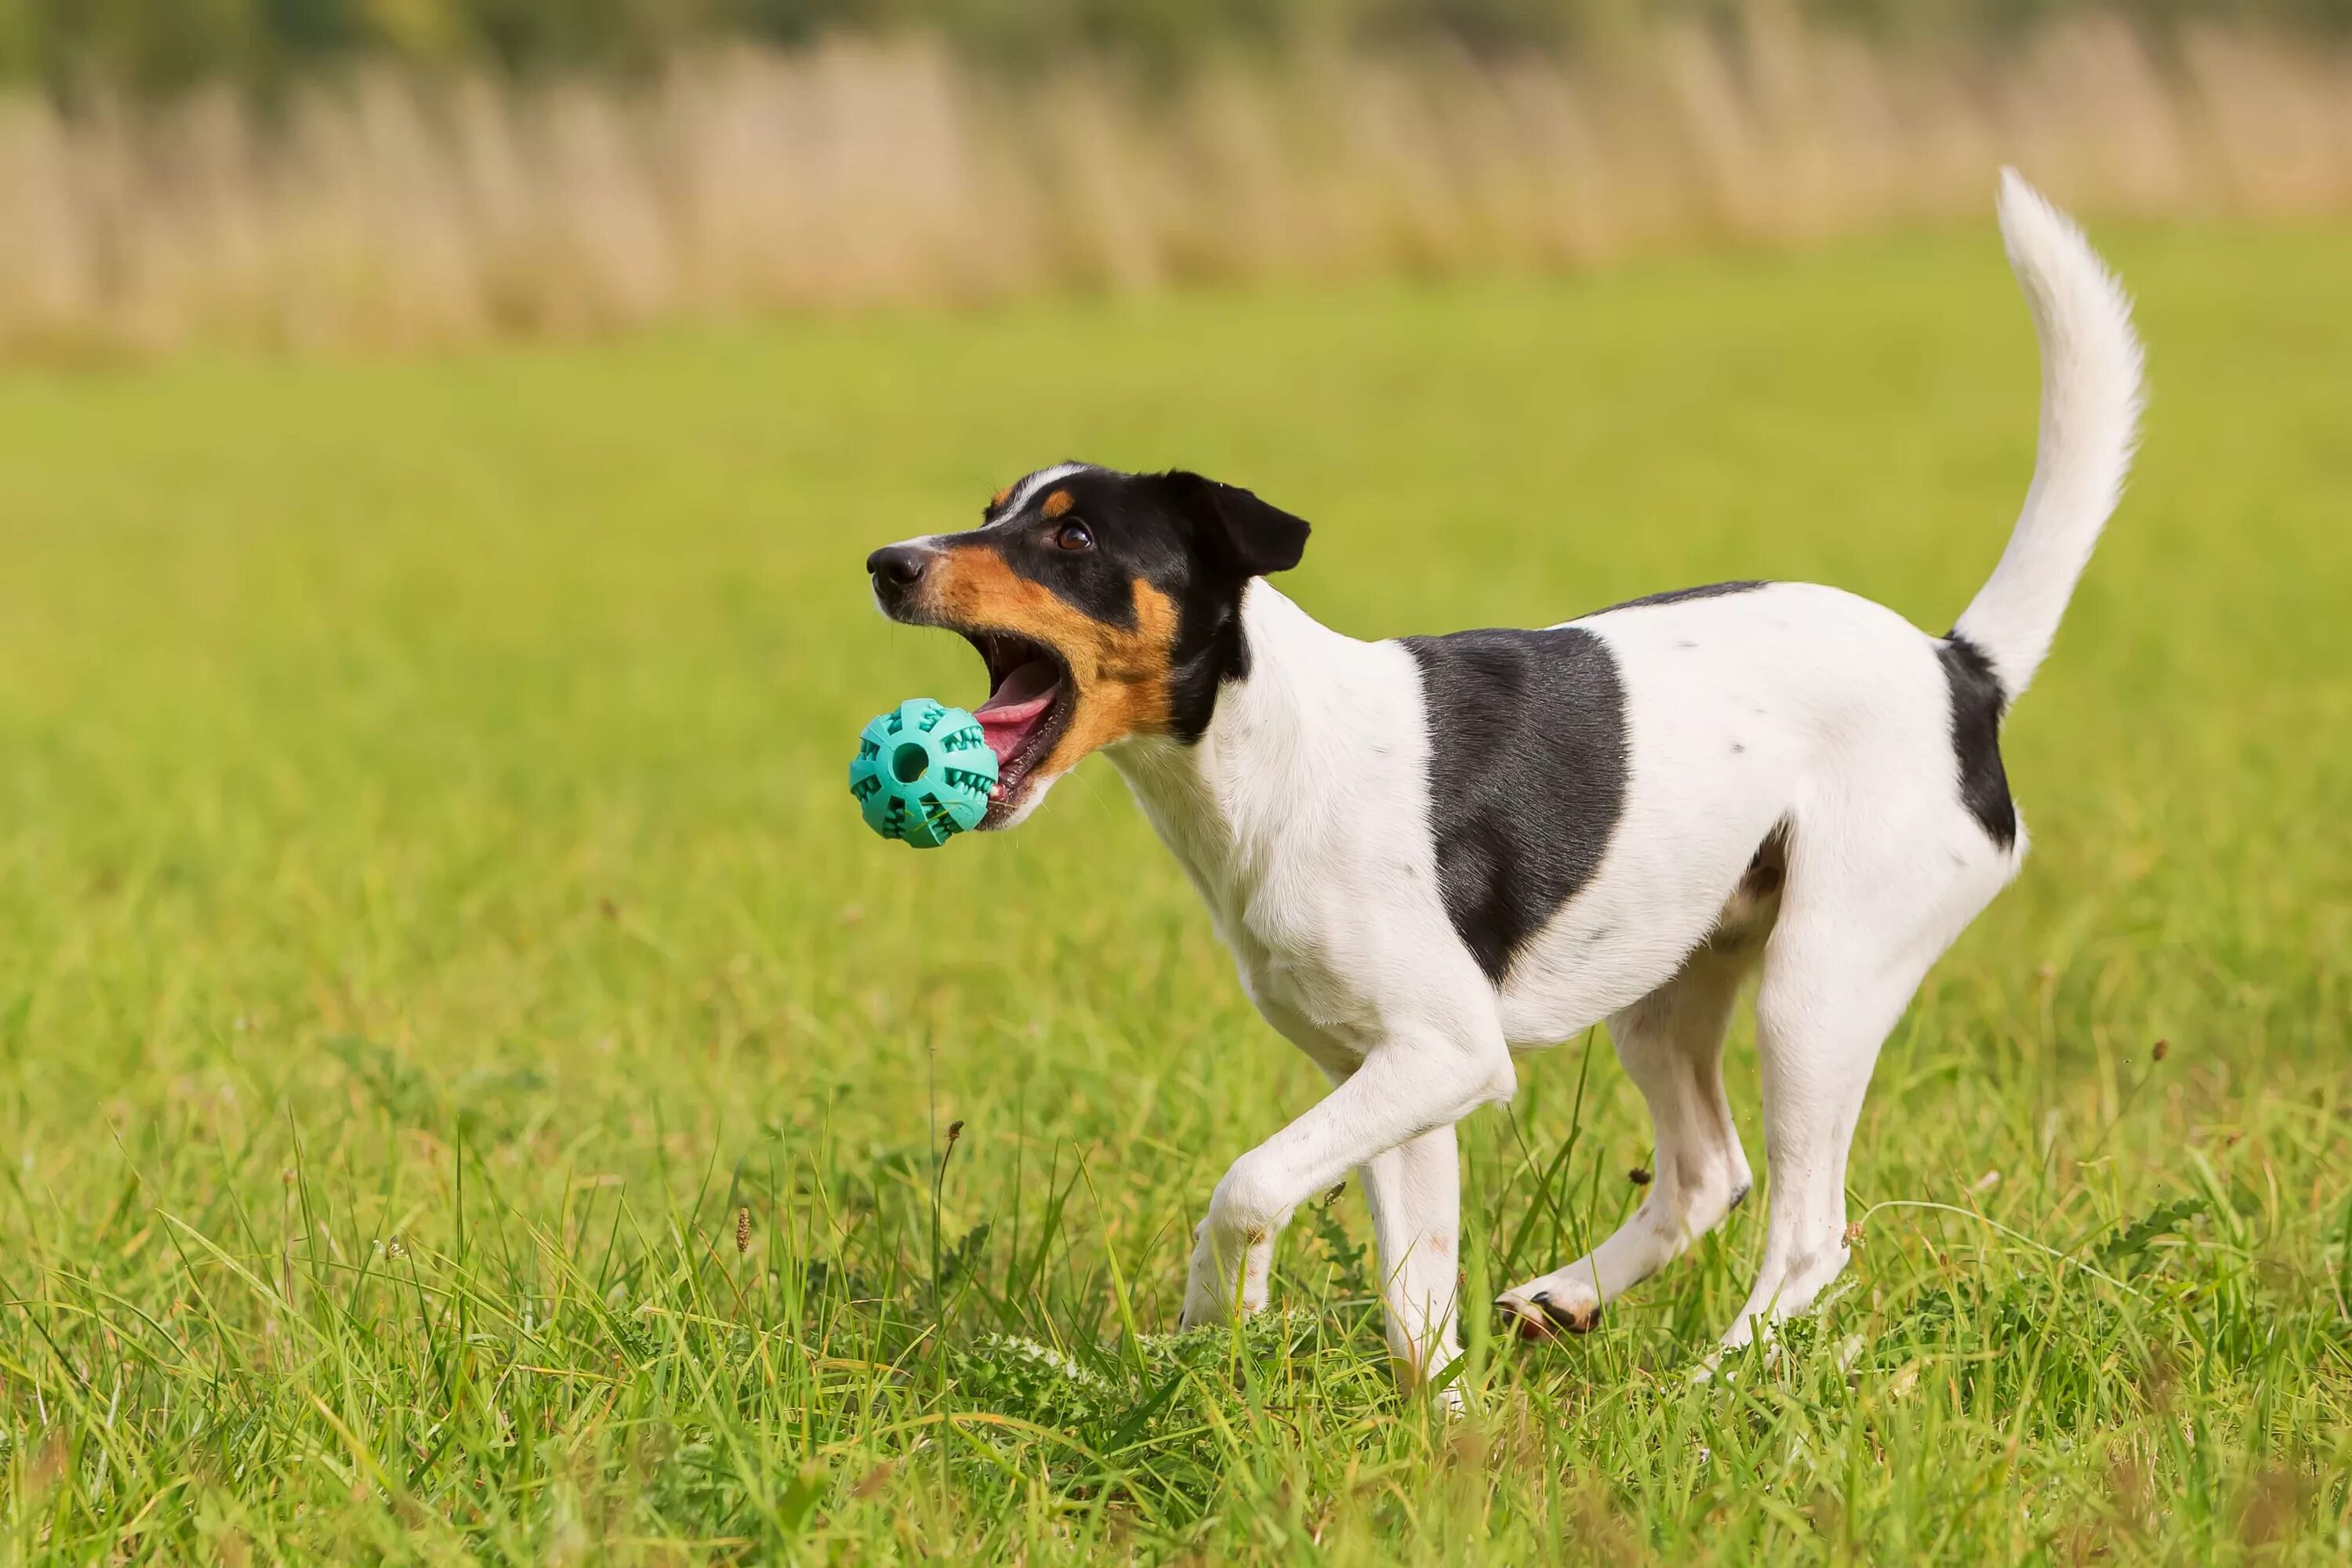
[[966, 631, 1074, 822]]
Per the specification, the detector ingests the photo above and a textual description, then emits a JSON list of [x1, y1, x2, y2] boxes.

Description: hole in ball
[[891, 742, 929, 784]]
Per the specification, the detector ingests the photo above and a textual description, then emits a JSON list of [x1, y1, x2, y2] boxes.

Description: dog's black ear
[[1160, 470, 1311, 579]]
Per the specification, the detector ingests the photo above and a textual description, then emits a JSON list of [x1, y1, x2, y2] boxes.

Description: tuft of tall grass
[[2, 16, 2350, 357]]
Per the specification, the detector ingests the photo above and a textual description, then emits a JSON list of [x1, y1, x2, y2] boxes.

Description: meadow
[[0, 214, 2348, 1563]]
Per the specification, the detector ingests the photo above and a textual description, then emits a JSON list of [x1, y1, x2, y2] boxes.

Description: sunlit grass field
[[1, 218, 2348, 1564]]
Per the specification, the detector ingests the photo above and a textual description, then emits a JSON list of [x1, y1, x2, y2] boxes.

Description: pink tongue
[[975, 660, 1060, 765]]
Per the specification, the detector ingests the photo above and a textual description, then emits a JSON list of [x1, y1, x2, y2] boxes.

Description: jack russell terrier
[[865, 170, 2141, 1392]]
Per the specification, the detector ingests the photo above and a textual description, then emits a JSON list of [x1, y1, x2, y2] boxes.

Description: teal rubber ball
[[848, 699, 999, 848]]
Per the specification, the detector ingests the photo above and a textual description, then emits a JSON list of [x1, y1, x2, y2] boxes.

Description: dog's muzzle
[[866, 544, 934, 619]]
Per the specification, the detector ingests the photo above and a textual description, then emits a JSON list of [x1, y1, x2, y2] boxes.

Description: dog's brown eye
[[1054, 521, 1094, 551]]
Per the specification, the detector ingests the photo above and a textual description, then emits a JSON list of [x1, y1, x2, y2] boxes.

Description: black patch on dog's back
[[1404, 628, 1629, 985], [1589, 581, 1768, 615], [1936, 633, 2016, 848]]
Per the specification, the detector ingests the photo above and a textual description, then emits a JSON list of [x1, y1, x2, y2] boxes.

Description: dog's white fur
[[1102, 171, 2142, 1388]]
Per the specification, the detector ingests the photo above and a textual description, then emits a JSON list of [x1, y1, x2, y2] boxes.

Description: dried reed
[[2, 17, 2347, 356]]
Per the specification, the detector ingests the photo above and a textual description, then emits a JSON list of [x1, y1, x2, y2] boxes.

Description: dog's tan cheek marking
[[924, 550, 1178, 777], [1041, 489, 1074, 520], [991, 485, 1012, 508], [930, 546, 1105, 648], [1039, 580, 1178, 778]]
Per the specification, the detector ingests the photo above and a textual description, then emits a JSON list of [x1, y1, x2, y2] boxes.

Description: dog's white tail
[[1952, 169, 2144, 703]]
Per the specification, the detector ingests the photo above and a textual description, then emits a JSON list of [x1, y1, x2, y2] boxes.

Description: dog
[[865, 170, 2141, 1393]]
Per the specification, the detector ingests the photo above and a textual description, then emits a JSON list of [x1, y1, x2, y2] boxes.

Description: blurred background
[[3, 0, 2350, 355]]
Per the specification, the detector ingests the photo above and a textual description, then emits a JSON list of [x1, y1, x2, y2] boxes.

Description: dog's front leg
[[1179, 1025, 1513, 1353], [1359, 1123, 1464, 1394]]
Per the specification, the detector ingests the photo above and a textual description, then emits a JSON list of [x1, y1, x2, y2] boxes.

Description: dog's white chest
[[1232, 847, 1427, 1062], [1112, 743, 1397, 1063], [1108, 599, 1479, 1067]]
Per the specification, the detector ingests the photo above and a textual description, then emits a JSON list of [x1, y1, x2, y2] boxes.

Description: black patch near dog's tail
[[1937, 633, 2016, 848]]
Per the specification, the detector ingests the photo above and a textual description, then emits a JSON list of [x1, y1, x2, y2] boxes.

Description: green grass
[[2, 217, 2349, 1564]]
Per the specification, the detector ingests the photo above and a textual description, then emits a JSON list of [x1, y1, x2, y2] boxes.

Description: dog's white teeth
[[989, 783, 1004, 800]]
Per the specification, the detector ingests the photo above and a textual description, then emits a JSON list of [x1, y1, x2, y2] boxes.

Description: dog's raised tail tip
[[1957, 163, 2143, 706], [1994, 167, 2067, 248]]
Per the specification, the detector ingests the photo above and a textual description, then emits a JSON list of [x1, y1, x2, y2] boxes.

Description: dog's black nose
[[866, 546, 929, 591]]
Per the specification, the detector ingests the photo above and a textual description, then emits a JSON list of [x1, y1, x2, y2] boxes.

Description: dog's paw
[[1494, 1284, 1599, 1341], [1177, 1288, 1226, 1333]]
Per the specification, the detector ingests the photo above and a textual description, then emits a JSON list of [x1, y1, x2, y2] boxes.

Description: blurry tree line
[[2, 0, 2347, 94]]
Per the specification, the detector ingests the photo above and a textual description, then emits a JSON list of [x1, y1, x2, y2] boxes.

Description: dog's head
[[866, 463, 1310, 827]]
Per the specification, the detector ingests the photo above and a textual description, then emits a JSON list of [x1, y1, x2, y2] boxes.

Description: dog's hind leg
[[1718, 946, 1930, 1352], [1718, 814, 2011, 1353], [1496, 924, 1762, 1340]]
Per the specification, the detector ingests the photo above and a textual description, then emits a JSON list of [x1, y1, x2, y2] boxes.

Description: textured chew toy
[[848, 698, 999, 848]]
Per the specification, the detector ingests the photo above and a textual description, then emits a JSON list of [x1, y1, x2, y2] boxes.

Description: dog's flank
[[866, 170, 2143, 1394]]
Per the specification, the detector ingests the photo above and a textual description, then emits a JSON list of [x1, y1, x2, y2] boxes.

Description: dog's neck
[[1107, 579, 1366, 883]]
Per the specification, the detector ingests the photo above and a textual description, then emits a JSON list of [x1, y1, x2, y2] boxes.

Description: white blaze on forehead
[[990, 462, 1093, 524]]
